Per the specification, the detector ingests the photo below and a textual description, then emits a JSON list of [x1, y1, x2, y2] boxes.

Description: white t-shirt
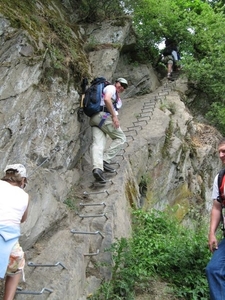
[[212, 174, 219, 200], [101, 85, 122, 114], [0, 180, 29, 226], [172, 50, 179, 61]]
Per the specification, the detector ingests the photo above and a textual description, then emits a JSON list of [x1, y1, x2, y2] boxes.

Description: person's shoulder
[[0, 180, 28, 198], [104, 84, 115, 89], [103, 84, 116, 94], [0, 179, 11, 188], [9, 184, 27, 193], [16, 186, 29, 197]]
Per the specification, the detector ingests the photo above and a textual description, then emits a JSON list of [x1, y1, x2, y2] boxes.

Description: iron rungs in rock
[[71, 230, 104, 238], [78, 213, 108, 220], [27, 261, 67, 269], [16, 287, 53, 295]]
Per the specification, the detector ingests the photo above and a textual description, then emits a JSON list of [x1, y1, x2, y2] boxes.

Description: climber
[[0, 164, 29, 300], [161, 38, 181, 81], [90, 78, 128, 184]]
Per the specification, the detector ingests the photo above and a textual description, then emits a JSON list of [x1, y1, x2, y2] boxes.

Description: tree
[[131, 0, 225, 106]]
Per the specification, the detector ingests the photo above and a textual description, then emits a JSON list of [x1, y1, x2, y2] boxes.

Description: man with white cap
[[0, 164, 29, 300], [90, 77, 128, 183]]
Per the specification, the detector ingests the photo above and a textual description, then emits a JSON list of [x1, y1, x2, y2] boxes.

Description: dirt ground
[[135, 279, 179, 300], [0, 278, 180, 300]]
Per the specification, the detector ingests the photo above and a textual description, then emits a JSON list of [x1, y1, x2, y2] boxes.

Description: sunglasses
[[120, 82, 128, 89]]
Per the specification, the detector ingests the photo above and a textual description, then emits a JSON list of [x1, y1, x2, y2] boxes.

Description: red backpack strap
[[218, 168, 225, 206]]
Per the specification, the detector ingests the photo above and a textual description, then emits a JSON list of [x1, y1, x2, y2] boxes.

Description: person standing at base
[[90, 77, 128, 184], [0, 164, 29, 300], [206, 139, 225, 300]]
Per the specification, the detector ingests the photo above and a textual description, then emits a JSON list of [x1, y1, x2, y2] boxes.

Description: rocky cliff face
[[0, 2, 222, 299]]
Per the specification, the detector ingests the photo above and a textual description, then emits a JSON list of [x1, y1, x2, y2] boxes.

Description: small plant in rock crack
[[160, 102, 176, 114], [63, 198, 77, 210]]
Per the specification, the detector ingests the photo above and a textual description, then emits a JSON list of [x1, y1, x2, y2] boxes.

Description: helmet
[[116, 78, 128, 88]]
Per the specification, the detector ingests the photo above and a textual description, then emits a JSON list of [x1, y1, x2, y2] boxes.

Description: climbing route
[[14, 76, 180, 300]]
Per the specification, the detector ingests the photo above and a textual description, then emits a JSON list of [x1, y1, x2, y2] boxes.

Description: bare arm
[[104, 92, 119, 129], [208, 200, 222, 252]]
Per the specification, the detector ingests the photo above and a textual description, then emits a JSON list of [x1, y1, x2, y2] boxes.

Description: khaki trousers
[[90, 112, 126, 171]]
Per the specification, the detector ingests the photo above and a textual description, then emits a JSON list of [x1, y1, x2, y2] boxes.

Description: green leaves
[[206, 102, 225, 135], [130, 0, 225, 104], [91, 209, 211, 299], [131, 209, 211, 298]]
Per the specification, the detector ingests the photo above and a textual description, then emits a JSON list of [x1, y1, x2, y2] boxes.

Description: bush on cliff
[[91, 209, 211, 300]]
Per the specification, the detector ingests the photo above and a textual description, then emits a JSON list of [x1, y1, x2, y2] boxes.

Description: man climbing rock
[[90, 78, 128, 183]]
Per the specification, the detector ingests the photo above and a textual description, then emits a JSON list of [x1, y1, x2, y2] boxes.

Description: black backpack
[[83, 77, 110, 117], [162, 45, 173, 56]]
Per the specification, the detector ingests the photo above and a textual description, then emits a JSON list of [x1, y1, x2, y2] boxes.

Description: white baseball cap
[[116, 78, 128, 88], [4, 164, 27, 178]]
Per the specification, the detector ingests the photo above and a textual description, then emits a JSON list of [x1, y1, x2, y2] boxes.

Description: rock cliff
[[0, 2, 223, 299]]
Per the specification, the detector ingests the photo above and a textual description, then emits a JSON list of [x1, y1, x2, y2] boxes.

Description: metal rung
[[139, 113, 151, 118], [144, 100, 155, 103], [84, 249, 100, 256], [143, 105, 155, 110], [133, 120, 148, 125], [126, 135, 134, 141], [143, 103, 155, 107], [127, 125, 142, 130], [93, 179, 113, 186], [141, 108, 153, 113], [131, 123, 143, 129], [80, 202, 106, 207], [141, 106, 153, 110], [136, 116, 150, 120], [28, 262, 67, 269], [109, 161, 120, 166], [71, 230, 104, 238], [158, 92, 169, 96], [124, 129, 138, 135], [78, 213, 108, 220], [116, 154, 125, 160], [83, 190, 109, 197], [16, 287, 53, 295]]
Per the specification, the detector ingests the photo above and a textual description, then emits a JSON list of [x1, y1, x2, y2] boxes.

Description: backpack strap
[[217, 168, 225, 205], [101, 84, 119, 112], [217, 168, 225, 234]]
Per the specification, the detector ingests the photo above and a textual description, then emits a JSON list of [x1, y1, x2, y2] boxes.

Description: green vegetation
[[160, 102, 176, 115], [161, 120, 174, 158], [206, 102, 225, 134], [129, 0, 225, 134], [91, 209, 211, 300], [0, 0, 89, 84], [68, 0, 132, 23], [64, 186, 80, 211]]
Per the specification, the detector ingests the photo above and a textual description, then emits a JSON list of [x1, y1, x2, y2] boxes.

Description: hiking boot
[[92, 168, 106, 183], [103, 161, 116, 173]]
